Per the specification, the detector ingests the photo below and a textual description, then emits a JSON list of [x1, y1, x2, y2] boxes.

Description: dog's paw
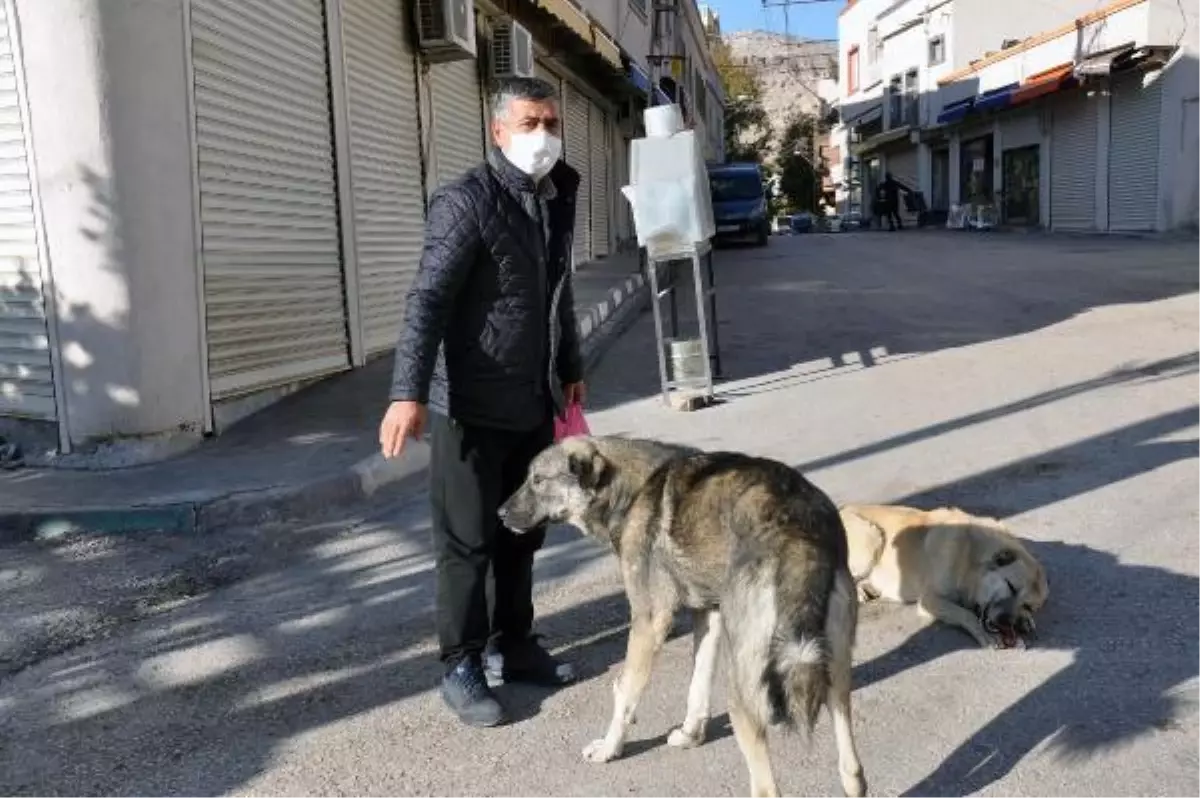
[[667, 726, 705, 749], [582, 738, 621, 763]]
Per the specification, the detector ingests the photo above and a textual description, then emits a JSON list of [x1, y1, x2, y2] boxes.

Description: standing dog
[[839, 504, 1049, 649], [499, 436, 867, 798]]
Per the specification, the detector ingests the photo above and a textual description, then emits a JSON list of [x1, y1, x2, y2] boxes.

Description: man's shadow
[[852, 540, 1198, 796]]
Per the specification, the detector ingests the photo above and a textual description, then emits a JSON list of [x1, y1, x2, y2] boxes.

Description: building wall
[[951, 0, 1101, 70], [1149, 0, 1200, 230], [17, 0, 204, 446]]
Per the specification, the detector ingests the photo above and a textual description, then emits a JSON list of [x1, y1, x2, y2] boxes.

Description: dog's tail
[[764, 552, 850, 734]]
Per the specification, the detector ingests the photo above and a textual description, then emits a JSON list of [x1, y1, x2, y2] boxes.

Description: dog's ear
[[990, 548, 1017, 569], [567, 446, 610, 491]]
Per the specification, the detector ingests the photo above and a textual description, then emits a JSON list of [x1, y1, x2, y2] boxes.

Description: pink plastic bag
[[554, 402, 591, 442]]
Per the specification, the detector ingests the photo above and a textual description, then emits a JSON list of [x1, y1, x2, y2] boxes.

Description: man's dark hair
[[489, 76, 559, 121]]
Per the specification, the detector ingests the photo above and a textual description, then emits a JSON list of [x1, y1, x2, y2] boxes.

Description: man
[[379, 77, 585, 727], [877, 171, 908, 231]]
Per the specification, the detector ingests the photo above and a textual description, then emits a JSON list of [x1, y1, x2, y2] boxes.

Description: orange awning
[[1012, 64, 1075, 104]]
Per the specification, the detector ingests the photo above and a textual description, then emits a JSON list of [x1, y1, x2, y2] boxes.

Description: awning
[[1075, 42, 1136, 78], [627, 61, 652, 97], [1011, 63, 1075, 104], [844, 102, 882, 127], [936, 96, 974, 125], [852, 125, 911, 155], [652, 85, 672, 105], [523, 0, 624, 71], [973, 82, 1019, 113], [538, 0, 592, 42]]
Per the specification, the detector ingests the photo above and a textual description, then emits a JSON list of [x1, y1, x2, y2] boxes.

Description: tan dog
[[839, 504, 1049, 649]]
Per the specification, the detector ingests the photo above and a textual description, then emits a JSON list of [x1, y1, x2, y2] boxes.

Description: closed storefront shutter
[[430, 58, 485, 188], [886, 146, 918, 219], [886, 147, 919, 191], [564, 82, 591, 266], [1050, 91, 1098, 231], [589, 102, 610, 258], [190, 0, 349, 400], [0, 3, 55, 420], [340, 0, 426, 355], [1108, 73, 1162, 232]]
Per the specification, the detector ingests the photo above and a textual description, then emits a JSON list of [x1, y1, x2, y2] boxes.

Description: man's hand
[[563, 381, 586, 406], [379, 400, 428, 459]]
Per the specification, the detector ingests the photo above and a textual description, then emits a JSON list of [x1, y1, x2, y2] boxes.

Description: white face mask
[[502, 129, 563, 181]]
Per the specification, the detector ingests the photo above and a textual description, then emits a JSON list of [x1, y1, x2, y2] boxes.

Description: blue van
[[707, 162, 770, 247]]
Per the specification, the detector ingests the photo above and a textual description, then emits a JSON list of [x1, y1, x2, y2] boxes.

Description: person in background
[[378, 77, 585, 728], [877, 171, 910, 231]]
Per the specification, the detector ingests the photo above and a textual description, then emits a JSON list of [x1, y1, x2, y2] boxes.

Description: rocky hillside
[[722, 31, 837, 156]]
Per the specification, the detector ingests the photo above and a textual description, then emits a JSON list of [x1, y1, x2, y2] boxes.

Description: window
[[887, 75, 903, 128], [867, 27, 878, 65], [928, 35, 946, 66], [629, 0, 648, 18], [904, 69, 919, 126], [847, 45, 860, 93]]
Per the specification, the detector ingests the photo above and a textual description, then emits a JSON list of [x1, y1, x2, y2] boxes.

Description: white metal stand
[[644, 239, 722, 409]]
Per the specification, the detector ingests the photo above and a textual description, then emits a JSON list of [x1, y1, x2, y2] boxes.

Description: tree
[[775, 111, 827, 213], [713, 39, 771, 162]]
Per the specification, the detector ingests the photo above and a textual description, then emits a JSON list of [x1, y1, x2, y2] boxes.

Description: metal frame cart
[[644, 240, 723, 411]]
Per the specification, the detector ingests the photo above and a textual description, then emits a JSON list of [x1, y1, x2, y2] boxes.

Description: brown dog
[[840, 504, 1049, 648]]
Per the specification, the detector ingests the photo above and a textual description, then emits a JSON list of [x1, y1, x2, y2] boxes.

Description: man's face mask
[[494, 98, 562, 181]]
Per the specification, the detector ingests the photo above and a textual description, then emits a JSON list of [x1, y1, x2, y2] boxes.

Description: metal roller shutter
[[564, 82, 591, 266], [191, 0, 349, 399], [1108, 73, 1162, 232], [430, 58, 485, 188], [1050, 90, 1098, 231], [340, 0, 426, 355], [0, 2, 55, 420], [588, 103, 609, 258], [886, 147, 918, 192]]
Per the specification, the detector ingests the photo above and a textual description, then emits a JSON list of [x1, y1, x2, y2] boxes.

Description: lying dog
[[839, 503, 1049, 649], [499, 436, 868, 798]]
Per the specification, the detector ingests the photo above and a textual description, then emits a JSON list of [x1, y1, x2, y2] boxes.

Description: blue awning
[[973, 82, 1020, 113], [936, 96, 974, 125], [627, 61, 652, 97]]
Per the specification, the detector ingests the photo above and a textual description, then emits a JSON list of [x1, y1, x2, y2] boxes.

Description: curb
[[0, 270, 654, 541]]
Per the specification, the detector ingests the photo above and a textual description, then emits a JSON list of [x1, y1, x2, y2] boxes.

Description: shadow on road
[[0, 506, 631, 796], [844, 403, 1199, 795], [587, 235, 1198, 415]]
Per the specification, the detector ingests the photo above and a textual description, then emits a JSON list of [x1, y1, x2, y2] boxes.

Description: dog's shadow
[[498, 608, 736, 754], [854, 539, 1199, 796]]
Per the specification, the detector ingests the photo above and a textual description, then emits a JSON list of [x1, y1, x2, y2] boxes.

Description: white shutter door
[[1050, 91, 1098, 231], [341, 0, 426, 355], [564, 83, 591, 266], [0, 3, 54, 420], [430, 59, 484, 188], [1108, 74, 1162, 232], [589, 103, 610, 258], [191, 0, 349, 399]]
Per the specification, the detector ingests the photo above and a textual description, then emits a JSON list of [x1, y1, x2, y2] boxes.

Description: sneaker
[[485, 634, 576, 687], [441, 656, 506, 727]]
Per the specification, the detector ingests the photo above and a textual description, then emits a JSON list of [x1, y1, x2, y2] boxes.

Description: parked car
[[707, 162, 770, 247], [789, 212, 814, 234]]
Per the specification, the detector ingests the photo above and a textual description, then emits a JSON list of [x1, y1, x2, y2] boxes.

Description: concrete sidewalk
[[0, 253, 652, 540]]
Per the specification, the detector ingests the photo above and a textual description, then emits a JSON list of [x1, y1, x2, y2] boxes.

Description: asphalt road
[[1, 230, 1196, 797]]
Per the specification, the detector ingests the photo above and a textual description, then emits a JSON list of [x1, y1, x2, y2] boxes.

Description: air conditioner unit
[[491, 20, 534, 78], [416, 0, 476, 62]]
